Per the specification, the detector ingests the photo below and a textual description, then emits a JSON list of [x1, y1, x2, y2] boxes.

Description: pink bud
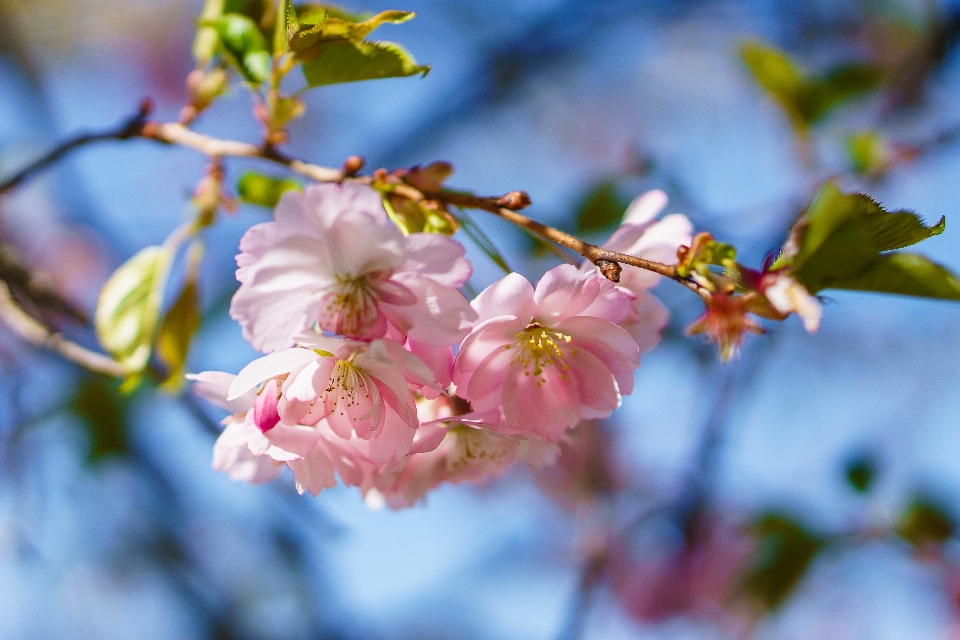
[[254, 378, 281, 432]]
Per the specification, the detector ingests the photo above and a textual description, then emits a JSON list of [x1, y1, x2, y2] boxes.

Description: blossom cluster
[[192, 182, 692, 506]]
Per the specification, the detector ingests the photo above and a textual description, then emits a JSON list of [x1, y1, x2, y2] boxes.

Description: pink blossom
[[452, 265, 641, 442], [228, 333, 439, 464], [230, 182, 476, 352], [188, 372, 289, 483], [374, 396, 558, 507], [588, 190, 693, 353]]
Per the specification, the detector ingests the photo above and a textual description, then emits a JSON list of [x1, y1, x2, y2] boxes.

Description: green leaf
[[289, 8, 415, 53], [574, 182, 628, 234], [740, 41, 883, 132], [237, 171, 302, 208], [897, 498, 955, 546], [156, 278, 202, 392], [95, 246, 173, 376], [301, 39, 428, 87], [739, 514, 824, 610], [806, 63, 885, 122], [848, 130, 891, 177], [844, 454, 876, 493], [783, 184, 950, 296], [827, 252, 960, 300], [71, 376, 129, 462], [210, 14, 271, 83], [740, 41, 808, 130]]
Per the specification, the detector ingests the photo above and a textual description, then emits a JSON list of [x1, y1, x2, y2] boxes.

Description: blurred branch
[[0, 280, 124, 377], [0, 243, 88, 324], [0, 102, 152, 196]]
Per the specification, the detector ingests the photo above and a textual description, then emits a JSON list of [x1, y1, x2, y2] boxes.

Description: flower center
[[448, 426, 513, 472], [317, 274, 381, 337], [325, 357, 371, 413], [507, 321, 574, 383]]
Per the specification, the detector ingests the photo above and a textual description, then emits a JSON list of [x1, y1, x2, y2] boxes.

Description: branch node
[[495, 190, 531, 210], [595, 259, 621, 283], [343, 155, 365, 177]]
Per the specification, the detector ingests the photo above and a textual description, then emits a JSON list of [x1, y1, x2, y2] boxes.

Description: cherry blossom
[[228, 332, 440, 463], [763, 273, 822, 332], [230, 182, 476, 352], [452, 265, 641, 442]]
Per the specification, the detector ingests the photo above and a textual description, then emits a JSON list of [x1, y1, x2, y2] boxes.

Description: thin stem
[[0, 281, 125, 377], [0, 104, 150, 196]]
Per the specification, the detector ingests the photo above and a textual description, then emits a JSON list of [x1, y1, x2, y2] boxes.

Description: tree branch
[[0, 281, 124, 377]]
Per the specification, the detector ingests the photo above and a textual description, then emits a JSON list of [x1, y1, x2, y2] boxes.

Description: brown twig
[[0, 281, 124, 377]]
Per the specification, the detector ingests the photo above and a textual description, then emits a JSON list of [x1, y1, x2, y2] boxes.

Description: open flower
[[586, 190, 694, 352], [230, 182, 476, 352], [452, 265, 641, 442], [228, 332, 440, 463], [686, 292, 764, 361]]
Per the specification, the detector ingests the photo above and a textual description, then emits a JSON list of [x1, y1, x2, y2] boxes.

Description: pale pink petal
[[623, 190, 669, 225], [263, 423, 322, 458], [229, 348, 318, 400], [502, 364, 581, 441], [566, 348, 621, 418], [401, 233, 473, 288], [287, 445, 338, 496], [253, 378, 281, 432], [533, 265, 601, 323], [620, 288, 670, 354], [188, 372, 254, 414], [383, 273, 476, 346], [558, 316, 640, 395], [471, 273, 536, 323], [452, 316, 525, 393]]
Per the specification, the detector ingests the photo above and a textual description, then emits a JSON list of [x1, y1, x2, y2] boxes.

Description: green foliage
[[156, 277, 203, 392], [71, 376, 130, 462], [575, 182, 628, 234], [844, 454, 876, 493], [237, 171, 302, 208], [778, 183, 954, 299], [95, 246, 174, 380], [301, 40, 428, 86], [897, 498, 955, 546], [209, 14, 272, 83], [740, 41, 884, 134], [739, 514, 824, 610], [288, 2, 428, 87], [848, 131, 891, 177]]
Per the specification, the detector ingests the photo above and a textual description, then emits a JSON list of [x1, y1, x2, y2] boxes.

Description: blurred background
[[3, 0, 960, 638]]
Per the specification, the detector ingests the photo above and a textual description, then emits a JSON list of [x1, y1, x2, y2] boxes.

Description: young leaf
[[289, 9, 415, 54], [826, 252, 960, 300], [738, 514, 824, 610], [71, 375, 130, 463], [575, 181, 628, 234], [740, 41, 807, 130], [210, 14, 272, 83], [897, 498, 955, 546], [301, 40, 429, 87], [781, 184, 949, 296], [156, 277, 203, 392], [95, 246, 173, 375], [237, 171, 302, 208], [848, 130, 891, 177], [805, 63, 885, 122]]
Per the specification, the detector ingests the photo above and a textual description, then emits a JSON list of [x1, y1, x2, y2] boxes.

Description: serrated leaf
[[289, 9, 415, 53], [827, 252, 960, 300], [157, 278, 202, 392], [301, 39, 428, 86], [210, 14, 271, 83], [739, 514, 823, 610], [575, 182, 628, 234], [784, 184, 949, 295], [238, 171, 302, 208], [95, 246, 173, 375], [71, 376, 129, 463]]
